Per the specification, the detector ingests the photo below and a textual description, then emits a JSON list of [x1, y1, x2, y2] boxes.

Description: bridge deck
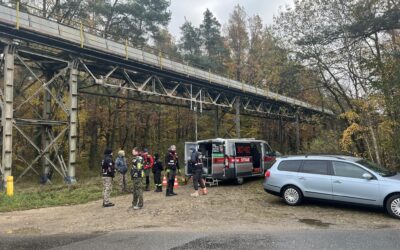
[[0, 4, 333, 115]]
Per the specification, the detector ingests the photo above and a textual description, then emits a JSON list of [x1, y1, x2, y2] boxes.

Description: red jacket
[[142, 152, 154, 170]]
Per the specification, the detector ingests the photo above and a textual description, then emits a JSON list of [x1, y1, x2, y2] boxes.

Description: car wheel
[[282, 186, 302, 206], [236, 177, 244, 185], [386, 194, 400, 219]]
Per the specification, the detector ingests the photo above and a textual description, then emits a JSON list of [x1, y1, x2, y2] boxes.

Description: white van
[[184, 138, 276, 185]]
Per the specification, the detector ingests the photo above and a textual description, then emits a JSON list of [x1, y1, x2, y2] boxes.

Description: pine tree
[[199, 9, 228, 73]]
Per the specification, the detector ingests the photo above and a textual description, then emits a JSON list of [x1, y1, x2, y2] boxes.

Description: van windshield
[[357, 160, 397, 177]]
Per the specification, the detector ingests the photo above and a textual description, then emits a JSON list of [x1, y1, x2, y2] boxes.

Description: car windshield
[[357, 160, 397, 177]]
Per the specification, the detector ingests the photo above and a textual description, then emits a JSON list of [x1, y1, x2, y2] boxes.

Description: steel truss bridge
[[0, 3, 333, 187]]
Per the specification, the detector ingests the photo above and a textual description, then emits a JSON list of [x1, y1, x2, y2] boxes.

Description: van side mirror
[[362, 173, 373, 180]]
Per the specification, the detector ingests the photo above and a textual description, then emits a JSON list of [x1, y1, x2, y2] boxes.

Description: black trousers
[[193, 168, 205, 191], [167, 169, 176, 191], [154, 170, 162, 186]]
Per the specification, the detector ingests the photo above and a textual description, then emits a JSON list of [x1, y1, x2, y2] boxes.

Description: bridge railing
[[0, 2, 333, 115]]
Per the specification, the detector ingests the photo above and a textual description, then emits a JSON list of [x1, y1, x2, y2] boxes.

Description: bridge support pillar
[[235, 97, 240, 138], [67, 62, 78, 184], [295, 112, 300, 154], [278, 117, 284, 152], [1, 45, 15, 190], [41, 76, 52, 184], [214, 107, 219, 138]]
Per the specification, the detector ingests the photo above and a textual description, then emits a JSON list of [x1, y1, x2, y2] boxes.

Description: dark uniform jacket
[[152, 159, 163, 173], [101, 155, 115, 178], [165, 151, 179, 171]]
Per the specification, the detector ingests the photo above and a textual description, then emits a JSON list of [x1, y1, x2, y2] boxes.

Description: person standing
[[115, 150, 128, 193], [165, 145, 179, 196], [190, 148, 207, 197], [101, 149, 115, 207], [131, 147, 144, 209], [142, 148, 154, 191], [152, 153, 163, 192]]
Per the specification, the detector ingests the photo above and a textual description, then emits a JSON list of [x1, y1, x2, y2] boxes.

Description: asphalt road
[[1, 229, 400, 250]]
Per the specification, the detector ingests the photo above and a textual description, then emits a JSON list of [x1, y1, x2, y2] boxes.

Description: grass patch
[[0, 177, 124, 212]]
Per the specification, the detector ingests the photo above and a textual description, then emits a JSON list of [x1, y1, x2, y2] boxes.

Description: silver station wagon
[[263, 155, 400, 219]]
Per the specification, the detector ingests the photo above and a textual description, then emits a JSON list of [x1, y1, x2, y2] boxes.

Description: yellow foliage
[[339, 111, 360, 123], [340, 122, 365, 153]]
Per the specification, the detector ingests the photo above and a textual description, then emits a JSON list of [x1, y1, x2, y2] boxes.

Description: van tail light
[[265, 170, 271, 178]]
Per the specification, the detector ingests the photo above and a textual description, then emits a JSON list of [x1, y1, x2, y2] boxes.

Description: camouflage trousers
[[132, 177, 143, 208], [102, 177, 113, 204], [116, 172, 127, 192]]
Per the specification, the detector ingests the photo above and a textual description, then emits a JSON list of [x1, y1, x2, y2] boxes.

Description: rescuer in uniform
[[142, 148, 154, 191], [190, 148, 207, 197], [115, 149, 128, 193], [152, 153, 163, 192], [131, 147, 144, 209], [165, 145, 179, 196], [101, 148, 116, 207]]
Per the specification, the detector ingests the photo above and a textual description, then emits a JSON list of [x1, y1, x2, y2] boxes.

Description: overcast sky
[[168, 0, 294, 40]]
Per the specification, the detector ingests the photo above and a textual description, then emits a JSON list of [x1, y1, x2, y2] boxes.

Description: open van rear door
[[184, 142, 197, 175]]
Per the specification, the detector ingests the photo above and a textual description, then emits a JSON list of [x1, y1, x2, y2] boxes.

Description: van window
[[235, 143, 251, 157], [277, 160, 301, 172], [212, 143, 224, 157], [300, 160, 330, 175], [263, 143, 273, 155]]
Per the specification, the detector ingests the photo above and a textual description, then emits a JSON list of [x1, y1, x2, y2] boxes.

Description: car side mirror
[[362, 173, 373, 180], [268, 151, 276, 157]]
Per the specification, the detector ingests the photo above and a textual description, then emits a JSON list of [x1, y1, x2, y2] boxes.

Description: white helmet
[[170, 145, 176, 151]]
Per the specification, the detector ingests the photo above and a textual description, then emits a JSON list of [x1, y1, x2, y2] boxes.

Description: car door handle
[[298, 177, 305, 180], [333, 180, 342, 184]]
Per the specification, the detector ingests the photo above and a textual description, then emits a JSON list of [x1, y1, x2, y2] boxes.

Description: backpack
[[190, 151, 198, 164], [116, 157, 128, 174]]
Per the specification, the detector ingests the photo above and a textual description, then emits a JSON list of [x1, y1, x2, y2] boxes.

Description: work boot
[[170, 187, 177, 196], [202, 188, 208, 195], [103, 202, 115, 207], [166, 188, 173, 197], [145, 184, 150, 191], [190, 191, 199, 197], [158, 186, 163, 192]]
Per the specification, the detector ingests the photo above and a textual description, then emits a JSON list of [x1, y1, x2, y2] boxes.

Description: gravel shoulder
[[0, 178, 399, 236]]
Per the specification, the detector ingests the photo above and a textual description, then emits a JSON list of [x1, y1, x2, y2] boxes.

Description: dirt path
[[0, 179, 398, 236]]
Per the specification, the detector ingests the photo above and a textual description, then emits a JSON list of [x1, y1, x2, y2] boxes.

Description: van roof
[[196, 138, 268, 143]]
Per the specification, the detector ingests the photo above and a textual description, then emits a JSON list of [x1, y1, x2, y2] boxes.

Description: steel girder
[[0, 42, 77, 186]]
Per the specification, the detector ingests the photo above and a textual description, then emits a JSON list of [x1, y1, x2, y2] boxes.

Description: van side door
[[263, 143, 275, 170], [234, 142, 252, 177]]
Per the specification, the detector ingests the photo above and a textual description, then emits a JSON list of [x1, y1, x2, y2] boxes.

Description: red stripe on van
[[213, 158, 225, 164], [234, 157, 252, 163]]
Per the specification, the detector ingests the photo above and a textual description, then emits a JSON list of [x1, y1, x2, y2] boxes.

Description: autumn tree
[[226, 5, 249, 81]]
